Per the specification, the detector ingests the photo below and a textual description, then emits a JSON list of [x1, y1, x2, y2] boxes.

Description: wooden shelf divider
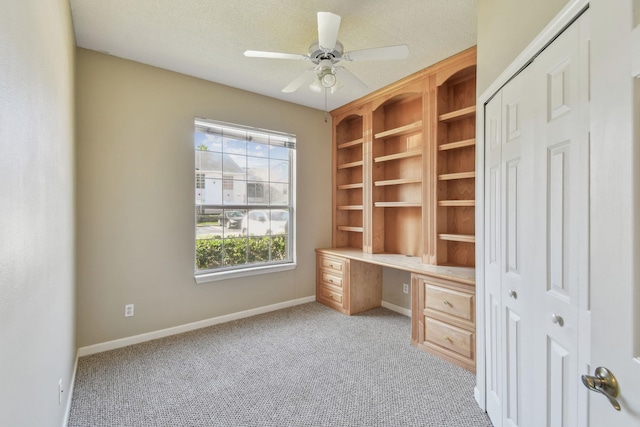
[[374, 201, 422, 208], [438, 138, 476, 151], [374, 150, 422, 163], [438, 233, 476, 243], [438, 171, 476, 181], [437, 200, 476, 207], [337, 138, 364, 150], [337, 160, 364, 170], [438, 106, 476, 123], [374, 121, 423, 139], [374, 178, 422, 187], [337, 226, 364, 232], [337, 205, 364, 210], [337, 182, 364, 190]]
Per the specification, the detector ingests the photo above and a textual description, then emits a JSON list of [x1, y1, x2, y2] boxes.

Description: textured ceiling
[[69, 0, 477, 111]]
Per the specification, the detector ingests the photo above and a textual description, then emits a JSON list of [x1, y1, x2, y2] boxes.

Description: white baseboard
[[381, 300, 411, 317], [62, 354, 78, 427], [77, 296, 316, 357]]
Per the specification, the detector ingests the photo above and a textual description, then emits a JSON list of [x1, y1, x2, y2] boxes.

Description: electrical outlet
[[58, 379, 63, 405], [124, 304, 134, 317], [403, 283, 409, 294]]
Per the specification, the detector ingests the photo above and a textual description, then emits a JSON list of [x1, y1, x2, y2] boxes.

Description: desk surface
[[316, 248, 476, 285]]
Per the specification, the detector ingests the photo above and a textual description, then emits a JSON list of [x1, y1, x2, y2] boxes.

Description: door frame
[[475, 0, 590, 409]]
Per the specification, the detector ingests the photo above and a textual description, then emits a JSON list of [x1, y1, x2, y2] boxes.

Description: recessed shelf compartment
[[337, 160, 364, 170], [438, 171, 476, 181], [439, 106, 476, 123], [375, 178, 422, 187], [438, 234, 476, 243], [439, 138, 476, 151], [374, 121, 423, 140], [374, 150, 422, 163], [337, 137, 364, 150]]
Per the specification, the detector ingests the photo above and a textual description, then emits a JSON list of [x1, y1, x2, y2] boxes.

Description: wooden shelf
[[374, 150, 422, 163], [374, 121, 423, 139], [438, 234, 476, 243], [439, 106, 476, 123], [438, 171, 476, 181], [337, 226, 364, 232], [374, 178, 422, 187], [375, 201, 422, 208], [438, 200, 475, 207], [337, 205, 363, 210], [337, 182, 364, 190], [439, 138, 476, 151], [337, 160, 364, 170], [337, 138, 364, 150]]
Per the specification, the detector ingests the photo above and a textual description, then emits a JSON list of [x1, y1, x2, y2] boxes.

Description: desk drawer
[[320, 286, 343, 304], [425, 284, 473, 322], [321, 271, 343, 289], [319, 254, 345, 274], [425, 317, 473, 359]]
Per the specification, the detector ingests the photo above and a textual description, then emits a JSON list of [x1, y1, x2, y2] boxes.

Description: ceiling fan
[[244, 12, 409, 94]]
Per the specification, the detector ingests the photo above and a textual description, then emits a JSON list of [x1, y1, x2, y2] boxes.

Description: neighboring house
[[195, 150, 247, 209]]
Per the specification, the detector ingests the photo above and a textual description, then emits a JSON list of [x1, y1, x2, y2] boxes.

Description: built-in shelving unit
[[329, 46, 477, 267], [333, 111, 365, 249], [433, 64, 477, 267], [371, 87, 423, 256]]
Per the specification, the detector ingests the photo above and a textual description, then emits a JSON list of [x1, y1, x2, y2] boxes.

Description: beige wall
[[477, 0, 569, 94], [75, 49, 332, 347], [0, 1, 76, 426]]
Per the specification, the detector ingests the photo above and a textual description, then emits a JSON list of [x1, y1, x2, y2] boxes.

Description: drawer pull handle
[[329, 264, 334, 268], [444, 335, 452, 342], [443, 300, 452, 307], [329, 279, 334, 283]]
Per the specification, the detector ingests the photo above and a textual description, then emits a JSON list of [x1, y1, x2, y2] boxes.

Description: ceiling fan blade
[[282, 69, 316, 93], [344, 45, 409, 62], [335, 67, 367, 91], [317, 12, 341, 51], [244, 50, 308, 61]]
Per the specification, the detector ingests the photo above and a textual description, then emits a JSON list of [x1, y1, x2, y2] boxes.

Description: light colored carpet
[[69, 302, 492, 426]]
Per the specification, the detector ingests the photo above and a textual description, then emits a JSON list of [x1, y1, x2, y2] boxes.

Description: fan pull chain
[[324, 88, 328, 123]]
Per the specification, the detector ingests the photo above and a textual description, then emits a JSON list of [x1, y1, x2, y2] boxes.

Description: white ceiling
[[69, 0, 477, 112]]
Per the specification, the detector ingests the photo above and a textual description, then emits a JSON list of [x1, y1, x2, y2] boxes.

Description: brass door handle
[[581, 367, 621, 411]]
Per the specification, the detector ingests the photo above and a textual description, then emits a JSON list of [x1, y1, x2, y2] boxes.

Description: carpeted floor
[[68, 302, 493, 426]]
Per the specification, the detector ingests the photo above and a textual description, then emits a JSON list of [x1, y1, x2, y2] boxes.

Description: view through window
[[194, 119, 295, 275]]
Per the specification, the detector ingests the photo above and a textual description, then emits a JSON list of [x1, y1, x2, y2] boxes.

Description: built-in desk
[[315, 248, 477, 372]]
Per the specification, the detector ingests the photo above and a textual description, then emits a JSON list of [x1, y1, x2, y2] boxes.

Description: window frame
[[193, 118, 296, 283]]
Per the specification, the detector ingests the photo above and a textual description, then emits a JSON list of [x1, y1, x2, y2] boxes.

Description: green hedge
[[196, 235, 287, 270]]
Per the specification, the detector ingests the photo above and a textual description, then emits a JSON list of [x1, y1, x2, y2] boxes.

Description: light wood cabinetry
[[316, 252, 382, 315], [333, 106, 367, 250], [431, 61, 477, 267], [321, 47, 477, 370], [330, 47, 476, 268], [411, 273, 476, 372]]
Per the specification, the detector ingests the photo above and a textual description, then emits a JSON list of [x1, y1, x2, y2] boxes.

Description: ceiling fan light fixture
[[321, 72, 337, 88]]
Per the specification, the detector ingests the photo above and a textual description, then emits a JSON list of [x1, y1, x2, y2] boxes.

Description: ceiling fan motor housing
[[308, 41, 344, 64]]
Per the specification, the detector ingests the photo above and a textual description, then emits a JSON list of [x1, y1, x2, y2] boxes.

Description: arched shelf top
[[437, 64, 477, 87], [335, 112, 364, 128]]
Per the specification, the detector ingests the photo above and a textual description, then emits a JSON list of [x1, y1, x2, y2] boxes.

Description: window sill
[[194, 262, 297, 284]]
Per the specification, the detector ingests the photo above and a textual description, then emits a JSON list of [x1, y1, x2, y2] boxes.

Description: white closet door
[[484, 11, 590, 427], [484, 89, 503, 426], [484, 65, 534, 427], [528, 13, 590, 427]]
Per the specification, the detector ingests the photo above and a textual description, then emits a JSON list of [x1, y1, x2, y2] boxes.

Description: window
[[194, 118, 296, 281]]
